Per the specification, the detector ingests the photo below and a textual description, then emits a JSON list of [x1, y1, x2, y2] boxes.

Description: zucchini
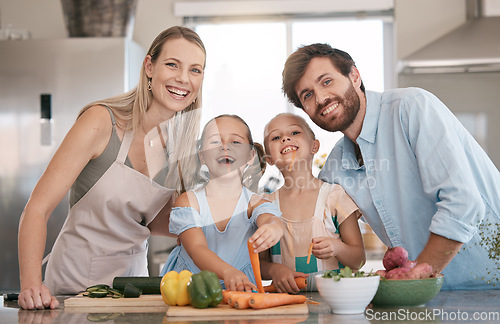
[[123, 283, 142, 298], [112, 277, 162, 294]]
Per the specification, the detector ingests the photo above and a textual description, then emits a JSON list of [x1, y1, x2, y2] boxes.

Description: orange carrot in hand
[[263, 277, 308, 293], [249, 293, 307, 309], [288, 150, 296, 171], [248, 239, 265, 293], [306, 242, 314, 264]]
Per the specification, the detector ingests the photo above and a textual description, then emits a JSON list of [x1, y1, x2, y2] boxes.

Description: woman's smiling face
[[146, 37, 205, 117], [200, 116, 255, 178]]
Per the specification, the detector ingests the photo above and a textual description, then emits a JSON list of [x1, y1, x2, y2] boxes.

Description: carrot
[[228, 295, 237, 307], [222, 290, 247, 304], [227, 291, 250, 307], [222, 290, 230, 304], [249, 293, 307, 309], [263, 277, 308, 293], [306, 242, 314, 264], [288, 150, 296, 171], [247, 239, 265, 293], [232, 293, 255, 309], [306, 299, 321, 305]]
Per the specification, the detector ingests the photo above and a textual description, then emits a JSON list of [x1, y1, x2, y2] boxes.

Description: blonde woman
[[18, 26, 206, 309]]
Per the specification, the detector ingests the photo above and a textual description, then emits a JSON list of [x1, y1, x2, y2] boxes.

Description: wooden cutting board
[[166, 303, 308, 317], [64, 294, 166, 308], [64, 294, 309, 317]]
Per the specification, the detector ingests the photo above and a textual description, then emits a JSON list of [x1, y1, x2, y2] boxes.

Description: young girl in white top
[[161, 114, 284, 291], [261, 113, 365, 293]]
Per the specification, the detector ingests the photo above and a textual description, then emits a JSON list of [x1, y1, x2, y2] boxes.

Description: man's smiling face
[[295, 56, 361, 133]]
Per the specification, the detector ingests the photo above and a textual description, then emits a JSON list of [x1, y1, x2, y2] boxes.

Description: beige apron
[[270, 183, 359, 291], [44, 130, 175, 294], [272, 183, 342, 273]]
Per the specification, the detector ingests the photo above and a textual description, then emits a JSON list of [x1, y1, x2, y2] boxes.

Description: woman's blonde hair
[[77, 26, 207, 192]]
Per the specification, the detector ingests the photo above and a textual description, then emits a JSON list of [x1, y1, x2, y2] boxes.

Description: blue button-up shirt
[[319, 88, 500, 290]]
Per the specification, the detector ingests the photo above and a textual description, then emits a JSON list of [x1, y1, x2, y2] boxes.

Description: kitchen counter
[[2, 290, 500, 323]]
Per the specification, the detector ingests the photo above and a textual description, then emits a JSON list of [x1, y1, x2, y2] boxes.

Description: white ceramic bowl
[[315, 274, 380, 314]]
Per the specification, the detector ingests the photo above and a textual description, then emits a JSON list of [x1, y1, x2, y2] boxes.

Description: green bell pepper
[[187, 270, 223, 309]]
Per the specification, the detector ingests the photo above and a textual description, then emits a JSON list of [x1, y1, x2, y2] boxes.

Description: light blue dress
[[160, 186, 281, 287]]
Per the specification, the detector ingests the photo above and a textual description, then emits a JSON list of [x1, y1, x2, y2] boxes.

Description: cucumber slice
[[107, 288, 124, 298], [87, 313, 123, 322], [88, 291, 110, 298], [86, 284, 110, 292]]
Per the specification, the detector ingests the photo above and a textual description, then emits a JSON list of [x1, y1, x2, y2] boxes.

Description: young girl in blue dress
[[161, 114, 284, 291]]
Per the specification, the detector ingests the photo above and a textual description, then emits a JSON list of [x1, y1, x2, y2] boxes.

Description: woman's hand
[[18, 105, 114, 309], [268, 264, 307, 294], [18, 283, 59, 310], [222, 268, 256, 292]]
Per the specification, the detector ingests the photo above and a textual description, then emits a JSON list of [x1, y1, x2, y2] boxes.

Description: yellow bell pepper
[[160, 270, 193, 306]]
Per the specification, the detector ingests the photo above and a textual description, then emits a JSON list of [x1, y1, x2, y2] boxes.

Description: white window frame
[[176, 2, 396, 188], [174, 0, 394, 17], [176, 1, 396, 90]]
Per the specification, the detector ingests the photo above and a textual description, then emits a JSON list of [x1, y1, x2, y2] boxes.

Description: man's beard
[[312, 83, 360, 133]]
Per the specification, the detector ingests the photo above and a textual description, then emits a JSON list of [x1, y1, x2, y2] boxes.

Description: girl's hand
[[222, 268, 256, 292], [18, 283, 59, 310], [249, 220, 284, 254], [268, 264, 308, 294], [311, 236, 343, 260]]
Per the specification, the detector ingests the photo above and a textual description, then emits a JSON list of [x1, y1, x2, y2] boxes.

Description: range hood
[[400, 16, 500, 74]]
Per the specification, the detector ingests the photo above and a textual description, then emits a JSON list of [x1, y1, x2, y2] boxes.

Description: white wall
[[394, 0, 466, 59], [0, 0, 66, 38], [0, 0, 182, 51], [0, 0, 470, 61], [133, 0, 182, 50]]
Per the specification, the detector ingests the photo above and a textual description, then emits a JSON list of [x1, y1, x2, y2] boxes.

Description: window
[[193, 16, 391, 190], [195, 22, 288, 145]]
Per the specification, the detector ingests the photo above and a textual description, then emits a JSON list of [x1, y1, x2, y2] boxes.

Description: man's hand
[[416, 233, 463, 273]]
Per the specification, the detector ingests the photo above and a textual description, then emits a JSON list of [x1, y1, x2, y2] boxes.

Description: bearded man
[[281, 43, 500, 290]]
